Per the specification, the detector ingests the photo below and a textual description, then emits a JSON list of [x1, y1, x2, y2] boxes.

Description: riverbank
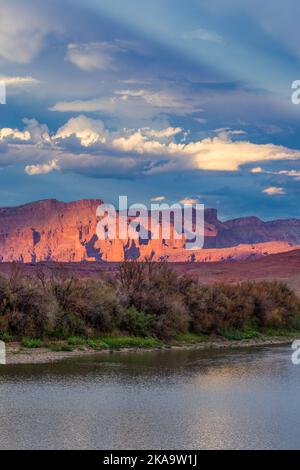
[[4, 333, 300, 364]]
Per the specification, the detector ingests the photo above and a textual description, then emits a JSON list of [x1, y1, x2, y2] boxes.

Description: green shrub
[[52, 310, 89, 339], [183, 279, 300, 335], [67, 336, 87, 346], [52, 279, 123, 336], [292, 315, 300, 331], [87, 339, 109, 350], [0, 331, 14, 342], [174, 332, 208, 343], [9, 283, 57, 338], [121, 306, 155, 337], [21, 338, 44, 348], [118, 261, 189, 339], [99, 336, 162, 350], [220, 328, 258, 341]]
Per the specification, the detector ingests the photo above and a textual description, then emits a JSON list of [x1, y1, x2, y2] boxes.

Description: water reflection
[[0, 346, 299, 449]]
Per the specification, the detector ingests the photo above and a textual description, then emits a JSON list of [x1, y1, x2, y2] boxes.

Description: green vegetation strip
[[20, 335, 164, 351], [2, 260, 300, 346]]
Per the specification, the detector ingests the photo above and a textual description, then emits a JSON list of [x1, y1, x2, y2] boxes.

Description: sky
[[1, 0, 300, 219]]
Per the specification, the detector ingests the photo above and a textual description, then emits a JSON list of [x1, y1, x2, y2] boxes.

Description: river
[[0, 346, 299, 450]]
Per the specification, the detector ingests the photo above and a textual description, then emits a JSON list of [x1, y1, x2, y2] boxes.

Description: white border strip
[[0, 340, 6, 365], [0, 80, 6, 105]]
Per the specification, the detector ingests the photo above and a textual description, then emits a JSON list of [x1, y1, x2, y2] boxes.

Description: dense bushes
[[184, 280, 300, 334], [8, 283, 56, 338], [119, 260, 189, 338], [0, 260, 299, 340], [52, 278, 122, 337]]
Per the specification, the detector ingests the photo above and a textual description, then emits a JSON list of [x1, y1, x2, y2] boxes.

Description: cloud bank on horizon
[[1, 0, 300, 219]]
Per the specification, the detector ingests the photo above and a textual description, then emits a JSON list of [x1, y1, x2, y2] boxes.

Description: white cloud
[[66, 43, 121, 71], [54, 115, 107, 147], [65, 40, 143, 72], [180, 197, 199, 205], [182, 28, 223, 44], [214, 128, 247, 140], [251, 166, 264, 173], [112, 130, 300, 172], [119, 78, 153, 85], [130, 89, 185, 108], [251, 167, 300, 179], [0, 76, 39, 88], [1, 117, 300, 179], [184, 138, 300, 172], [0, 128, 31, 142], [114, 89, 146, 98], [112, 131, 165, 154], [263, 186, 286, 196], [151, 196, 166, 202], [22, 118, 51, 144], [277, 169, 300, 179], [142, 127, 182, 139], [50, 98, 109, 113], [50, 87, 203, 118], [25, 160, 59, 175], [0, 1, 60, 64]]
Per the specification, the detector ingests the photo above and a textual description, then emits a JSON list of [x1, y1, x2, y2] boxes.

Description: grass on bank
[[21, 338, 44, 349], [100, 336, 163, 350], [174, 332, 208, 344], [8, 329, 300, 356], [0, 332, 14, 343], [261, 328, 300, 337], [19, 335, 164, 351], [219, 328, 259, 341], [67, 335, 163, 350]]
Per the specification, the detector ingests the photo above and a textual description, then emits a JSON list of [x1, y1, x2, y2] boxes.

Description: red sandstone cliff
[[0, 199, 299, 263]]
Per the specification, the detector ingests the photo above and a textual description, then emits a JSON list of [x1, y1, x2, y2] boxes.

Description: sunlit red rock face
[[0, 199, 299, 263]]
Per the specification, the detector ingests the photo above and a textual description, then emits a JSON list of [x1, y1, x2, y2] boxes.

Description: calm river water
[[0, 346, 299, 450]]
